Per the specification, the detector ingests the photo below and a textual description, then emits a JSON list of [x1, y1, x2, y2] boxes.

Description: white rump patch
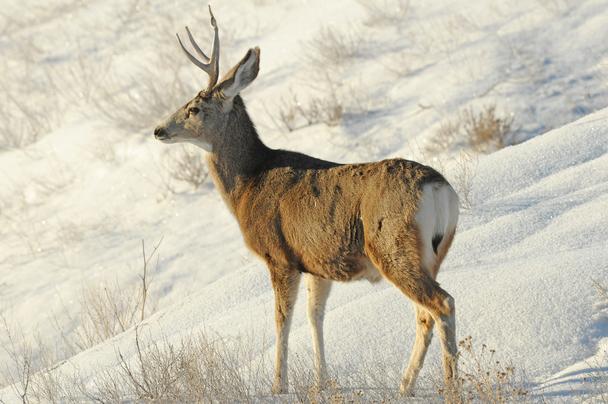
[[415, 183, 459, 272]]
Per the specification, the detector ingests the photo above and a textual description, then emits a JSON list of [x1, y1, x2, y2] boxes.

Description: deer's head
[[154, 6, 260, 152]]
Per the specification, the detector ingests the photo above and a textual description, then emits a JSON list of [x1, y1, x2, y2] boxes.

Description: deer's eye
[[187, 107, 200, 117]]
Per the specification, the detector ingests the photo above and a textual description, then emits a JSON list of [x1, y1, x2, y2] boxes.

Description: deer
[[154, 7, 460, 396]]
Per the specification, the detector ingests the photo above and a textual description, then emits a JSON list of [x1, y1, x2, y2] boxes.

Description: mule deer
[[154, 7, 460, 395]]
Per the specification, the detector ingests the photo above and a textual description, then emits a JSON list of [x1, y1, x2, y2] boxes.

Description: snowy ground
[[0, 0, 607, 401]]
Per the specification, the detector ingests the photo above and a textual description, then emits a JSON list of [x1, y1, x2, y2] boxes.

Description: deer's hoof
[[399, 381, 415, 396], [271, 383, 286, 395]]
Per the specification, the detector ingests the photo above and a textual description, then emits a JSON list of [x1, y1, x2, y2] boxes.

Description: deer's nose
[[154, 127, 167, 139]]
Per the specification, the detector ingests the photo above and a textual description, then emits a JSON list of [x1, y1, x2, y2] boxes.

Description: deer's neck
[[207, 100, 270, 212]]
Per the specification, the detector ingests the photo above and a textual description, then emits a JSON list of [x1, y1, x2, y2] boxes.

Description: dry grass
[[462, 105, 514, 153], [441, 336, 529, 403], [81, 329, 271, 402], [2, 321, 540, 403]]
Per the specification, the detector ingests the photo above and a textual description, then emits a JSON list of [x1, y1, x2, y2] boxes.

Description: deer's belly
[[301, 252, 382, 284]]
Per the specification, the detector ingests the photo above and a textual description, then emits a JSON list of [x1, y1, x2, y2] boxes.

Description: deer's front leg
[[305, 274, 332, 388], [270, 268, 301, 394]]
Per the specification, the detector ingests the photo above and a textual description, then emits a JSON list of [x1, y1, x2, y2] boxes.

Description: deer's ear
[[215, 47, 260, 102]]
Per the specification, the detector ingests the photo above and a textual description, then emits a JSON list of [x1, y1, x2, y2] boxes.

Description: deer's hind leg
[[400, 305, 435, 395], [366, 225, 457, 394]]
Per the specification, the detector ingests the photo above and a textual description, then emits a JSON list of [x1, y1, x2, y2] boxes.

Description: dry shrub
[[87, 338, 407, 403], [0, 315, 80, 403], [440, 336, 529, 403], [56, 239, 161, 353], [57, 47, 112, 107], [0, 78, 59, 150], [161, 145, 209, 191], [93, 63, 196, 133], [1, 316, 35, 402], [357, 0, 410, 26], [0, 22, 68, 151], [0, 241, 162, 402], [69, 282, 145, 350], [462, 105, 514, 153], [383, 51, 419, 78], [306, 26, 366, 66], [78, 329, 270, 402], [427, 105, 514, 155], [273, 90, 343, 132], [2, 324, 537, 403], [452, 151, 478, 210]]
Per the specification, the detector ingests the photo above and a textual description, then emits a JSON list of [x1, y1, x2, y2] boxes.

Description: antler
[[176, 5, 220, 92]]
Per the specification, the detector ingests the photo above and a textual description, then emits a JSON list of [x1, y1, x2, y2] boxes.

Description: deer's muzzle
[[154, 127, 169, 140]]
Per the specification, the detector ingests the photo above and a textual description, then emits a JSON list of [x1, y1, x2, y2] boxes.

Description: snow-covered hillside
[[0, 0, 607, 401]]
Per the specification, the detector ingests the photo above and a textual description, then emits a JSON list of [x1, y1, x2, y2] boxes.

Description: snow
[[1, 0, 607, 401]]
